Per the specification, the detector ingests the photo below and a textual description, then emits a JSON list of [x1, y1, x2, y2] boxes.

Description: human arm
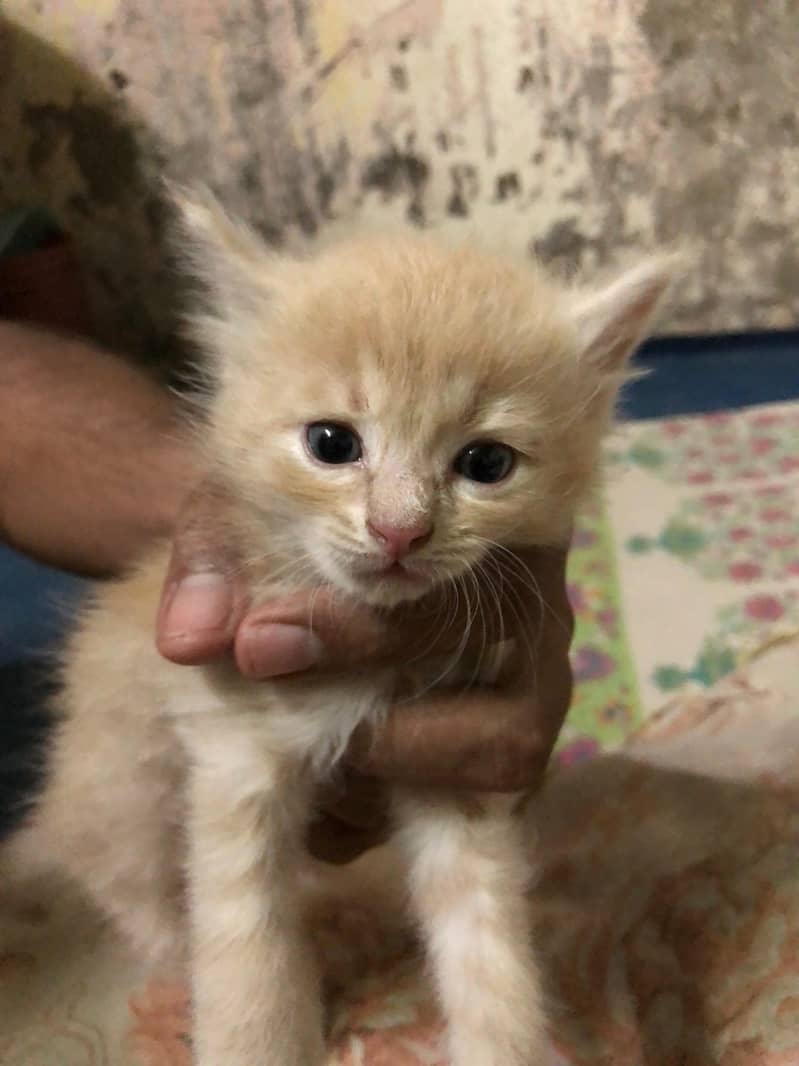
[[0, 322, 196, 576]]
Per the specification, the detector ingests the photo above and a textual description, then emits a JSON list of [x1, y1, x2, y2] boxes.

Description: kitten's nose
[[367, 519, 433, 560]]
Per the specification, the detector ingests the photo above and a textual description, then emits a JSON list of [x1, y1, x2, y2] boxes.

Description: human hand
[[156, 481, 574, 863]]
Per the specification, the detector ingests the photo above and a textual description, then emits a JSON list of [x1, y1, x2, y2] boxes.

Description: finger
[[306, 813, 390, 865], [348, 545, 574, 784], [498, 543, 573, 636], [490, 543, 574, 689], [347, 683, 571, 793], [520, 543, 573, 630], [232, 549, 556, 680], [314, 771, 390, 832], [156, 482, 249, 664], [234, 589, 385, 680]]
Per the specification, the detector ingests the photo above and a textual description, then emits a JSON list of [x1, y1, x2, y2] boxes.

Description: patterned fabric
[[2, 398, 799, 1064], [1, 1, 797, 366], [558, 401, 799, 763]]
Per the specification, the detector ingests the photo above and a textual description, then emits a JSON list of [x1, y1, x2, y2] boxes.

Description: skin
[[0, 322, 574, 863], [0, 323, 195, 574]]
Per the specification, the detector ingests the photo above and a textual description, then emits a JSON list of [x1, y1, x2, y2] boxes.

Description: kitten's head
[[177, 191, 671, 608]]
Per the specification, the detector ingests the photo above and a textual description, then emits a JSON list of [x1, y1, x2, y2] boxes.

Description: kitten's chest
[[188, 630, 514, 771]]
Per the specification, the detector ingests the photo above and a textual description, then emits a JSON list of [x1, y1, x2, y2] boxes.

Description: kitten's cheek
[[235, 622, 324, 679]]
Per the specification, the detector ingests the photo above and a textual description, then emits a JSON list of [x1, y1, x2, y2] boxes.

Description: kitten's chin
[[359, 573, 432, 608], [315, 555, 435, 608], [344, 570, 433, 608]]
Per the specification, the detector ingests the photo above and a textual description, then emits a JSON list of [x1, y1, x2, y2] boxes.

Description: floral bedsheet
[[560, 400, 799, 762]]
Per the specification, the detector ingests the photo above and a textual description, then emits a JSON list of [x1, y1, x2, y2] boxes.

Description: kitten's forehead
[[270, 235, 575, 438], [357, 350, 480, 418], [290, 334, 529, 455]]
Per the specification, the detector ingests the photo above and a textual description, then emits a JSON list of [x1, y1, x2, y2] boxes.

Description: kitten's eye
[[454, 441, 515, 484], [306, 422, 363, 465]]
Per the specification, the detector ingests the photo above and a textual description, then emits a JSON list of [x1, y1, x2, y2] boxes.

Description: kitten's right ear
[[570, 256, 675, 378], [169, 183, 278, 319]]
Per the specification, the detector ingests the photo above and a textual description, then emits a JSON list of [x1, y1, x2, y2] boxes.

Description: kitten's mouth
[[324, 550, 435, 605], [378, 561, 426, 582], [349, 556, 430, 593], [366, 559, 427, 584]]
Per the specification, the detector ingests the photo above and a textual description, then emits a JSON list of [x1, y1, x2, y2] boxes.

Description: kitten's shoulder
[[64, 543, 172, 662], [100, 544, 172, 629]]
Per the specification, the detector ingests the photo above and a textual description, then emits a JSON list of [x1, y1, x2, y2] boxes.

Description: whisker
[[472, 536, 571, 642], [463, 565, 489, 691], [397, 569, 475, 704], [394, 570, 459, 673], [479, 553, 540, 691]]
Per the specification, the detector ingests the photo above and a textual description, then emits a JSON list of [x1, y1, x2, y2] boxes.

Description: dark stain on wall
[[447, 179, 467, 217], [3, 1, 795, 359], [517, 66, 535, 92], [361, 145, 430, 224], [291, 0, 310, 42], [447, 164, 479, 218], [312, 136, 350, 219], [235, 56, 284, 106], [495, 171, 520, 201], [582, 39, 613, 110], [638, 0, 798, 290], [390, 64, 408, 91], [533, 218, 590, 267], [640, 0, 796, 145], [283, 157, 318, 235]]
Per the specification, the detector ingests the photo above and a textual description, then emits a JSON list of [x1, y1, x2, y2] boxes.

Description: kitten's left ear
[[169, 182, 279, 317], [571, 256, 675, 376]]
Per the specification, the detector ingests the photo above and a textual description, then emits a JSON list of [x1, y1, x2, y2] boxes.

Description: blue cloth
[[0, 544, 88, 666], [0, 658, 56, 837], [627, 331, 799, 420], [0, 545, 87, 837]]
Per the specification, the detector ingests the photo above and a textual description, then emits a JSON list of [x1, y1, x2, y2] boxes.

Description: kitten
[[7, 193, 670, 1066]]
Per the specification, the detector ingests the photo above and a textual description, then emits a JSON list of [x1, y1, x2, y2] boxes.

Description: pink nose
[[367, 519, 433, 560]]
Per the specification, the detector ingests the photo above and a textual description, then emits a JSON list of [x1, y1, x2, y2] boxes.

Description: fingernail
[[238, 623, 323, 679], [161, 572, 233, 638]]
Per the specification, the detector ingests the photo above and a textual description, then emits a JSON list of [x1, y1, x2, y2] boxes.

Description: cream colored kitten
[[8, 194, 670, 1066]]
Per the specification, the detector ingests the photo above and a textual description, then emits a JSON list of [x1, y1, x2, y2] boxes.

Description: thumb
[[233, 588, 386, 680], [156, 481, 249, 664]]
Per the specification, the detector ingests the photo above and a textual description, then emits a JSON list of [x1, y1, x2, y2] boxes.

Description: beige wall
[[1, 0, 797, 366]]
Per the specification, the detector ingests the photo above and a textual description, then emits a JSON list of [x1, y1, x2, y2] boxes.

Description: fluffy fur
[[8, 194, 670, 1066]]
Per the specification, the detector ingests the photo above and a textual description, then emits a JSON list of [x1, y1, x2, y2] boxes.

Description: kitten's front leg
[[182, 716, 325, 1066], [395, 791, 549, 1066]]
